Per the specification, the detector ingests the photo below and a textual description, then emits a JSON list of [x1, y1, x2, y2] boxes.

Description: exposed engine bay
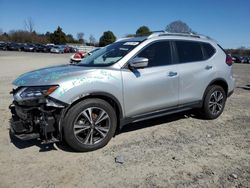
[[9, 86, 67, 144]]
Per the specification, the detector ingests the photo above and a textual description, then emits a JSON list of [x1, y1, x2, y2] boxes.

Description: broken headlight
[[18, 85, 58, 99]]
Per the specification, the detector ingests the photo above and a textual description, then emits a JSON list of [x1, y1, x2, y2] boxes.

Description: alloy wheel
[[73, 107, 111, 145], [208, 90, 224, 115]]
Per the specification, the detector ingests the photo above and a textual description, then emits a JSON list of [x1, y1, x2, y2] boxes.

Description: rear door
[[173, 40, 216, 105], [122, 41, 179, 117]]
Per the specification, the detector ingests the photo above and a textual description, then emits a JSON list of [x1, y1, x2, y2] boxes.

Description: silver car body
[[13, 34, 235, 119]]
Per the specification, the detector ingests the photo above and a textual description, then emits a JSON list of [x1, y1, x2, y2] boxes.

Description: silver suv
[[10, 32, 235, 151]]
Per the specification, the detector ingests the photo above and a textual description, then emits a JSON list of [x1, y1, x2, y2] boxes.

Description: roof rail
[[146, 31, 211, 40], [117, 31, 212, 42], [147, 30, 166, 39], [159, 32, 202, 38]]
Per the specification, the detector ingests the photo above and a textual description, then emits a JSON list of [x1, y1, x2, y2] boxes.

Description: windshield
[[77, 41, 140, 67]]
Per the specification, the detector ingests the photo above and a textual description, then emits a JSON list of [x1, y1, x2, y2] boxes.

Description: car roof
[[118, 31, 216, 44]]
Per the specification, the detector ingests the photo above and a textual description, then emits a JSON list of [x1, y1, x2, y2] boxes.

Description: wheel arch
[[208, 78, 228, 95], [60, 92, 124, 136], [202, 78, 229, 105]]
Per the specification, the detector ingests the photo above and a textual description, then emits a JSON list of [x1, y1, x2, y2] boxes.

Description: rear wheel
[[202, 85, 226, 119], [63, 99, 117, 152]]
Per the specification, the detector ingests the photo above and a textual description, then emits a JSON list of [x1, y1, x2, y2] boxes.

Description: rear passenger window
[[175, 41, 203, 63], [136, 41, 171, 67], [203, 43, 215, 58]]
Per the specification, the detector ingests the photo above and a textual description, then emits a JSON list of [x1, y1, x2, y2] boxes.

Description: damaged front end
[[9, 85, 67, 144]]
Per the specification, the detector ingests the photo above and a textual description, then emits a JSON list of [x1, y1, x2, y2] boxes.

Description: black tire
[[202, 85, 226, 119], [63, 99, 117, 152]]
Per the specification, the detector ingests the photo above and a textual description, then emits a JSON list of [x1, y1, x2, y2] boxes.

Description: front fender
[[50, 69, 123, 107]]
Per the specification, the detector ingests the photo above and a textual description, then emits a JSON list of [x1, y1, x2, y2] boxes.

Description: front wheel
[[202, 85, 226, 119], [63, 99, 117, 152]]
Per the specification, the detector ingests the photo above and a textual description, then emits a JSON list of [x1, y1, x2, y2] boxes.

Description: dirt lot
[[0, 51, 249, 188]]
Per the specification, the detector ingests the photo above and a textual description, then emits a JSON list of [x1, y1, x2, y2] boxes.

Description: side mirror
[[129, 57, 148, 69]]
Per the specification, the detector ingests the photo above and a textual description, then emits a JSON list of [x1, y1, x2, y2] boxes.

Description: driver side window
[[136, 41, 172, 67]]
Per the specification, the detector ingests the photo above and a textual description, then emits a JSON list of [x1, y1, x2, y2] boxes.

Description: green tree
[[66, 34, 75, 43], [0, 32, 9, 41], [99, 31, 116, 47], [136, 26, 151, 36], [49, 26, 67, 44], [165, 20, 193, 33]]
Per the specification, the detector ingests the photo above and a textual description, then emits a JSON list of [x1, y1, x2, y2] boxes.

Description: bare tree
[[89, 34, 96, 46], [77, 32, 84, 44], [166, 20, 193, 33], [0, 28, 3, 35], [24, 17, 35, 32]]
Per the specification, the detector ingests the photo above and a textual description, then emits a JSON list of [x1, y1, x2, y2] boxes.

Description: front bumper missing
[[9, 99, 64, 144]]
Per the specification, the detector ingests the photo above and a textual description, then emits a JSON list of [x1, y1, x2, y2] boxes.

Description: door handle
[[168, 71, 178, 77], [205, 65, 213, 70]]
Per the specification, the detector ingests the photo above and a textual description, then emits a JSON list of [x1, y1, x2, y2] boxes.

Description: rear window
[[203, 43, 216, 59], [175, 41, 203, 63]]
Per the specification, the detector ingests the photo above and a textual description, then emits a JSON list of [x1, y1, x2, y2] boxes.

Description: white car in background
[[50, 45, 64, 53]]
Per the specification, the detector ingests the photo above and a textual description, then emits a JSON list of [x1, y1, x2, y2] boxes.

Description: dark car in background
[[232, 55, 250, 63], [45, 44, 55, 52], [0, 42, 7, 50], [69, 46, 77, 53], [23, 44, 37, 52], [232, 55, 241, 63], [35, 44, 50, 52], [60, 45, 77, 53], [241, 56, 250, 63], [1, 41, 80, 54], [7, 42, 23, 51]]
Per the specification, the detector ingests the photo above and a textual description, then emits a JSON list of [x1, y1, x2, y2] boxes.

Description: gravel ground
[[0, 51, 249, 188]]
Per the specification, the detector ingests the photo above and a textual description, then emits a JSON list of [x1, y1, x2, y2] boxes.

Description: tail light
[[226, 55, 233, 66]]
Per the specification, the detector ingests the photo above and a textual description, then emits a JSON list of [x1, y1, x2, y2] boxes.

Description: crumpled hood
[[13, 64, 94, 86]]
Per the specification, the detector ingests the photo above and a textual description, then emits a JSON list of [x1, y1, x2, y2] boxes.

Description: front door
[[122, 41, 179, 117]]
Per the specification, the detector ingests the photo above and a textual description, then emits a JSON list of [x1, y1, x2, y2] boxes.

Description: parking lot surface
[[0, 51, 249, 187]]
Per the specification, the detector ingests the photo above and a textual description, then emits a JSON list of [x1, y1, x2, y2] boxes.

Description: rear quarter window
[[175, 41, 203, 63], [202, 43, 216, 59]]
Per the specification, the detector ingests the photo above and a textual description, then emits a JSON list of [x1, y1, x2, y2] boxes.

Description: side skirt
[[120, 101, 202, 128]]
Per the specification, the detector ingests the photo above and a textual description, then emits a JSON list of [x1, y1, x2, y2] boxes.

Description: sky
[[0, 0, 250, 48]]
